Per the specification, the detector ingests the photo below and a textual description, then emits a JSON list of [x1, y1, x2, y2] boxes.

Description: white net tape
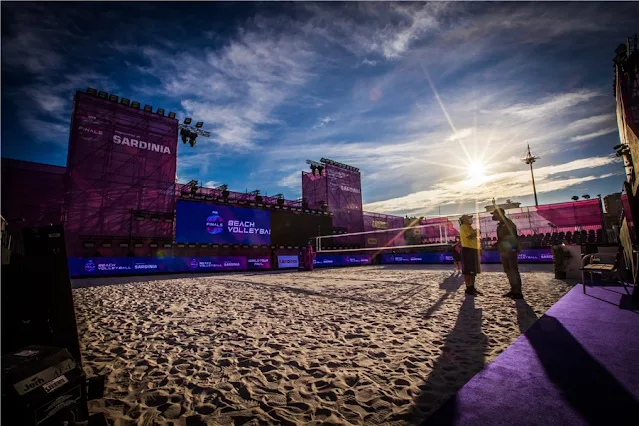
[[315, 222, 451, 253]]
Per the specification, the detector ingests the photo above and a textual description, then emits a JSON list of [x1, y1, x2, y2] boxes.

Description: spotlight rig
[[179, 118, 211, 147]]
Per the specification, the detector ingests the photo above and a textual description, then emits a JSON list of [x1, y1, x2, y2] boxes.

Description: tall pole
[[529, 162, 538, 207], [522, 144, 540, 207]]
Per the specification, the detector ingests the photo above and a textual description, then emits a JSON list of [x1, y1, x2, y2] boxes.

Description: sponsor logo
[[227, 220, 270, 235], [339, 185, 361, 194], [113, 135, 171, 155], [278, 255, 299, 268], [189, 259, 199, 269], [78, 126, 103, 136], [223, 261, 241, 267], [367, 238, 378, 245], [20, 376, 45, 394], [134, 264, 158, 270], [43, 375, 69, 393], [206, 212, 224, 235], [371, 221, 387, 229], [84, 260, 96, 272]]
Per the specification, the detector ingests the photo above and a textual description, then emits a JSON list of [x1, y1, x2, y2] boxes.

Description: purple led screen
[[363, 212, 405, 247], [302, 171, 328, 210], [65, 92, 178, 243], [326, 164, 364, 245]]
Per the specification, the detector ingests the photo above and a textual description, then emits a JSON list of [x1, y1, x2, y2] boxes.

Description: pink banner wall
[[65, 92, 178, 245], [363, 212, 405, 247], [418, 199, 604, 242], [326, 164, 364, 244]]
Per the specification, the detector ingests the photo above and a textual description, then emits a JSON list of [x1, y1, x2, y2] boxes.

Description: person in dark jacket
[[492, 208, 523, 299]]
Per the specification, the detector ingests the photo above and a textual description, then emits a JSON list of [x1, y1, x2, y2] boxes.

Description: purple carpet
[[423, 284, 639, 426]]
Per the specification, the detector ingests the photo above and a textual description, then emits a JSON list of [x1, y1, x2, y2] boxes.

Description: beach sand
[[72, 264, 573, 426]]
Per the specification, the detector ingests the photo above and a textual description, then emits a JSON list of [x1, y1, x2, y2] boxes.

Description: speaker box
[[1, 345, 88, 425], [1, 225, 82, 366]]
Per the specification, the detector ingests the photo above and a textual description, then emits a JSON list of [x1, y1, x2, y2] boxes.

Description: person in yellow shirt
[[459, 214, 482, 295]]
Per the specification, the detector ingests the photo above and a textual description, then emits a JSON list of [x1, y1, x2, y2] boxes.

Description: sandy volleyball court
[[73, 265, 573, 426]]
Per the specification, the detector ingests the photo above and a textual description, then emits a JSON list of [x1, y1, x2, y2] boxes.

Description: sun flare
[[467, 161, 486, 182]]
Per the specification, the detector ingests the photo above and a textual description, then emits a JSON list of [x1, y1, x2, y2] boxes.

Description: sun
[[467, 161, 486, 182]]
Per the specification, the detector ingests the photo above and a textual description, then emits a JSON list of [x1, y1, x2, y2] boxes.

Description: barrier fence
[[69, 248, 553, 277]]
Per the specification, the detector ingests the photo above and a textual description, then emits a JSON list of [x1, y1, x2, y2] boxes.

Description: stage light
[[157, 108, 165, 116], [149, 243, 158, 248], [83, 241, 95, 248], [131, 101, 141, 109], [119, 243, 129, 248], [168, 112, 176, 119], [195, 121, 204, 128], [109, 94, 118, 102], [97, 91, 108, 99], [180, 128, 188, 143], [150, 215, 160, 222], [189, 135, 197, 147], [144, 104, 152, 112], [135, 214, 145, 221], [614, 144, 624, 150], [86, 88, 98, 96], [121, 98, 131, 106], [184, 117, 192, 125], [134, 242, 143, 248]]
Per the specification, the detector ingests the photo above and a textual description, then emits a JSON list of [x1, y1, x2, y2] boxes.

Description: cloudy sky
[[2, 2, 636, 217]]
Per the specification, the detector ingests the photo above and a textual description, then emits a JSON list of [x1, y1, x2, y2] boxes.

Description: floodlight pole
[[523, 144, 540, 207]]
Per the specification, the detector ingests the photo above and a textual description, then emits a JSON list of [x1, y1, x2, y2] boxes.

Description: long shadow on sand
[[420, 273, 465, 319], [515, 299, 538, 334], [524, 315, 639, 425], [411, 295, 487, 424]]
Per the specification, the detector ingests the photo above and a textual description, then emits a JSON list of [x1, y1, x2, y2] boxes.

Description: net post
[[444, 222, 448, 244]]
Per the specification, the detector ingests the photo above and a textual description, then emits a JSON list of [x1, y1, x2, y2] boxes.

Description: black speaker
[[1, 225, 82, 366], [1, 346, 88, 425]]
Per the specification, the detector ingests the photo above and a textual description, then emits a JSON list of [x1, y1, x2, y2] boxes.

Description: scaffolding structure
[[64, 92, 178, 253], [301, 170, 328, 210]]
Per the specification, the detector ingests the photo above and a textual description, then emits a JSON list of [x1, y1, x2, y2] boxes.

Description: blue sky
[[2, 2, 637, 217]]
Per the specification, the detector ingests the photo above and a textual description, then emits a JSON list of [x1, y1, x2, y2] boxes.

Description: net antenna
[[315, 221, 450, 253], [179, 118, 211, 148]]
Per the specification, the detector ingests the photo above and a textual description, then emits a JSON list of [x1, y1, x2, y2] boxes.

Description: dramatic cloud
[[363, 156, 621, 216], [2, 1, 633, 210]]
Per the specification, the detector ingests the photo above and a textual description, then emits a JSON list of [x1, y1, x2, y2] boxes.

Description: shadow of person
[[440, 273, 465, 292], [525, 315, 639, 425], [515, 299, 538, 334], [422, 274, 466, 320], [408, 296, 487, 425]]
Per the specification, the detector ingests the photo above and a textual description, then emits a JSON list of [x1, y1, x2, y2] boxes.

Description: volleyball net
[[315, 222, 453, 253]]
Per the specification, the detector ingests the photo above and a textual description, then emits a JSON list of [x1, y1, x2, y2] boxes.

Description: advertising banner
[[313, 254, 372, 267], [175, 200, 271, 245], [65, 92, 178, 241], [278, 255, 300, 269], [326, 164, 364, 244], [248, 257, 271, 270], [381, 249, 553, 265], [68, 256, 270, 277]]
